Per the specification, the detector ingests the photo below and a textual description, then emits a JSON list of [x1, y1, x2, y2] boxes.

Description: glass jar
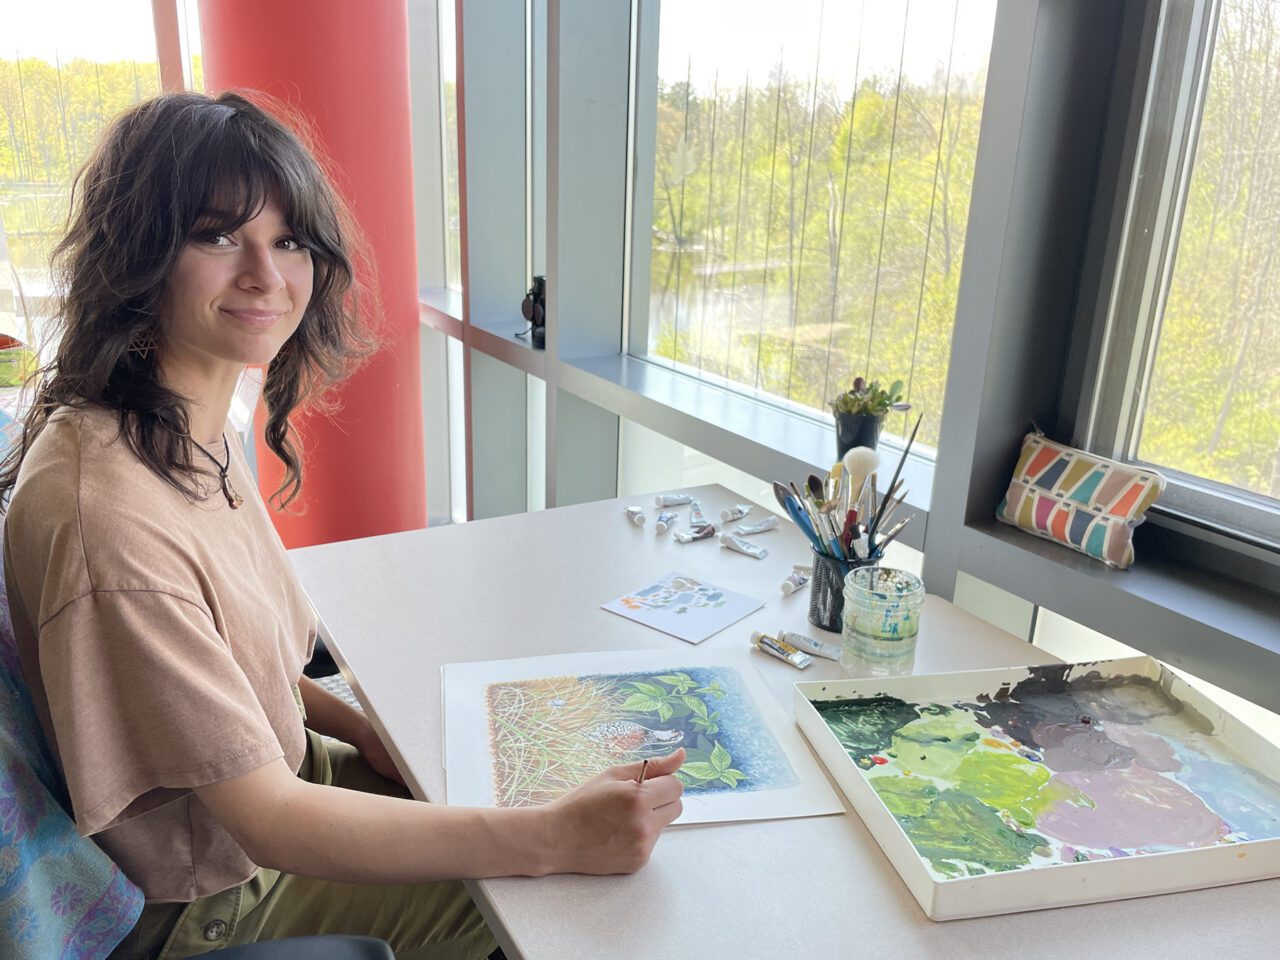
[[841, 566, 925, 668]]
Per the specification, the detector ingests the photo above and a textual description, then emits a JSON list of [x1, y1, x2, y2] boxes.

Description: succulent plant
[[829, 377, 911, 417]]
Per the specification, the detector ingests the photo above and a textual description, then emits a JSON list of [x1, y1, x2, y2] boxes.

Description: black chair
[[188, 935, 395, 959]]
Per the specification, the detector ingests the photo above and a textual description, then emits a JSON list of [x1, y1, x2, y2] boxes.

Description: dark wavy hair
[[0, 90, 375, 509]]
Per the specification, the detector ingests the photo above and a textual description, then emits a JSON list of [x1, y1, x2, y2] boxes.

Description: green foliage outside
[[647, 60, 982, 453], [4, 0, 1280, 497], [1137, 0, 1280, 497], [647, 0, 1280, 498]]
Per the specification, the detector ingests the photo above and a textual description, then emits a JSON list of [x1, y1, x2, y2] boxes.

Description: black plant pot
[[835, 412, 883, 459]]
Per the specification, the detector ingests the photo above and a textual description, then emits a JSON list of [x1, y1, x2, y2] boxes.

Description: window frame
[[1076, 0, 1280, 551]]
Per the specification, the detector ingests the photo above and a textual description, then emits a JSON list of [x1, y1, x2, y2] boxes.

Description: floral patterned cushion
[[1, 543, 143, 958]]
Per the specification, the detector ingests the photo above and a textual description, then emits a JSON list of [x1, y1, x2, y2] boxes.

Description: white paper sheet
[[443, 648, 844, 825], [601, 571, 764, 645]]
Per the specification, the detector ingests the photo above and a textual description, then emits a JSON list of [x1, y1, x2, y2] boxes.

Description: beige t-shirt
[[4, 404, 317, 902]]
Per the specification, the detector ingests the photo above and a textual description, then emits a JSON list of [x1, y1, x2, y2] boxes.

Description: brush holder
[[807, 547, 881, 633]]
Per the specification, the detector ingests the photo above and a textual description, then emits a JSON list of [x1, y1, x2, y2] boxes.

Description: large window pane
[[1, 1, 162, 319], [638, 0, 996, 447], [1137, 0, 1280, 501], [441, 0, 463, 293]]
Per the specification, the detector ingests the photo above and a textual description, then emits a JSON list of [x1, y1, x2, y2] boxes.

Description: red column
[[199, 0, 426, 546]]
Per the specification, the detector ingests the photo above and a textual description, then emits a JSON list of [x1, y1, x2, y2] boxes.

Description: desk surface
[[290, 484, 1280, 960]]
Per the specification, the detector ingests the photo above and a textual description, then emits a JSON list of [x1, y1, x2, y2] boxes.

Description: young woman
[[1, 91, 684, 960]]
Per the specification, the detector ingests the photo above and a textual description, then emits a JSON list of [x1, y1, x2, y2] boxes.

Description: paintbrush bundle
[[776, 413, 922, 571]]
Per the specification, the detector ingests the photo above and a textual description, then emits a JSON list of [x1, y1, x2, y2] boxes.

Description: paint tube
[[734, 515, 779, 536], [720, 532, 768, 560], [781, 565, 812, 595], [654, 493, 694, 507], [751, 630, 814, 670], [673, 524, 717, 544], [624, 506, 646, 526], [719, 503, 752, 524], [654, 510, 679, 534], [777, 628, 841, 661], [688, 499, 712, 529]]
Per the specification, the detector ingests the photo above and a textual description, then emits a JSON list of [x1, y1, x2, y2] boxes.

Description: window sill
[[960, 517, 1280, 713], [419, 289, 546, 377], [559, 354, 932, 551]]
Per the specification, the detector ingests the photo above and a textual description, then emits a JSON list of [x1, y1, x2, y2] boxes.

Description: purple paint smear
[[1038, 765, 1228, 849]]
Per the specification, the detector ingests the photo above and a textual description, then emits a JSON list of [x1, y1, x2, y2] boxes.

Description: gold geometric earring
[[127, 335, 157, 360]]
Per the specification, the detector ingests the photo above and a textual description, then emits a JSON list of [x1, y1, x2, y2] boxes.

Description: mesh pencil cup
[[842, 566, 925, 664], [807, 547, 881, 633]]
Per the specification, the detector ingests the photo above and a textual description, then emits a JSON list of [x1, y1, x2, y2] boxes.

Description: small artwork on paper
[[602, 571, 763, 644], [445, 650, 843, 824], [814, 668, 1280, 881]]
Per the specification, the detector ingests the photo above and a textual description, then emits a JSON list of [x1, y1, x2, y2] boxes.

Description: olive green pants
[[109, 731, 496, 960]]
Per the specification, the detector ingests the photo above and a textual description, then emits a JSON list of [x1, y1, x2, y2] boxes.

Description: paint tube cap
[[655, 517, 671, 533], [749, 630, 769, 645], [781, 579, 798, 595]]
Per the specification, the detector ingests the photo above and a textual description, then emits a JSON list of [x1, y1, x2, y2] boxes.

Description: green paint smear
[[815, 696, 920, 768], [950, 751, 1052, 828], [897, 789, 1050, 878], [871, 775, 939, 817], [888, 709, 982, 779]]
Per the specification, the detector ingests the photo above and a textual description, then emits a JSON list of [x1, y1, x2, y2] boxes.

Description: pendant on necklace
[[221, 474, 244, 510]]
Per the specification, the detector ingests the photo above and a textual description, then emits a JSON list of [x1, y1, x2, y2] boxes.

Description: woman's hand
[[541, 748, 685, 875]]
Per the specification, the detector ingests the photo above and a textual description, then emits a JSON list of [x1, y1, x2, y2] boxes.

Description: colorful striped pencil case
[[996, 432, 1165, 569]]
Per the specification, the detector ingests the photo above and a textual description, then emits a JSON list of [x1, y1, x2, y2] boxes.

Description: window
[[628, 0, 997, 450], [1, 3, 164, 307], [1085, 0, 1280, 547], [440, 0, 463, 293]]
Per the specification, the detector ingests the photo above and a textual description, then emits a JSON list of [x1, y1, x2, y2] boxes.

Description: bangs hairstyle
[[0, 90, 376, 510]]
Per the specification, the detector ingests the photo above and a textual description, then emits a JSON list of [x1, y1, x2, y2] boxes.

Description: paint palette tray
[[794, 657, 1280, 920]]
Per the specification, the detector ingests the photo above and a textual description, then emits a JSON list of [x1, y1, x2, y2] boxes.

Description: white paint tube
[[781, 565, 812, 595], [688, 499, 712, 529], [673, 524, 717, 544], [720, 532, 768, 559], [654, 510, 679, 534], [719, 503, 752, 524], [734, 515, 779, 536], [654, 493, 694, 507], [751, 631, 814, 669], [624, 506, 646, 526], [777, 629, 842, 661]]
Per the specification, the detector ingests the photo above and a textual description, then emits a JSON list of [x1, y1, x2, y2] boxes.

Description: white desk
[[289, 484, 1280, 960]]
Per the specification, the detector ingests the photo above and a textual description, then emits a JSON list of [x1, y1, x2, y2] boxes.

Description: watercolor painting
[[445, 650, 844, 825], [486, 666, 797, 806], [814, 666, 1280, 881], [601, 571, 764, 644]]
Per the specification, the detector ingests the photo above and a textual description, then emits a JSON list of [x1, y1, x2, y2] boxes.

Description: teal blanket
[[1, 551, 143, 957]]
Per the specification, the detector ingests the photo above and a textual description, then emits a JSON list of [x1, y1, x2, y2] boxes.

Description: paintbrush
[[790, 481, 825, 544], [867, 413, 922, 540], [874, 515, 913, 552]]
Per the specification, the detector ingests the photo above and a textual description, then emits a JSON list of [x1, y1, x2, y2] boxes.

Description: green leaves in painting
[[679, 740, 746, 789], [621, 673, 722, 731]]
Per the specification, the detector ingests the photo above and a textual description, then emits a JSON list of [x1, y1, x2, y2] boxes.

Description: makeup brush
[[841, 446, 879, 516]]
